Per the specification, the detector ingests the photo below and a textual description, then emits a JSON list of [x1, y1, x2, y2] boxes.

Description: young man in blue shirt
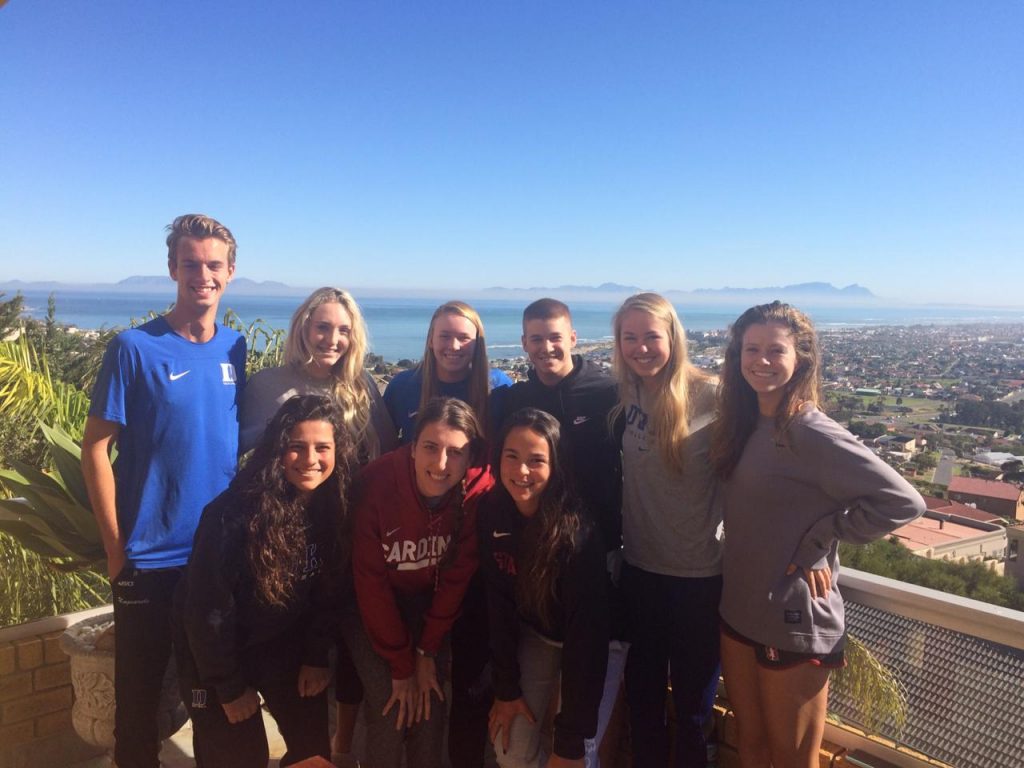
[[82, 214, 246, 768]]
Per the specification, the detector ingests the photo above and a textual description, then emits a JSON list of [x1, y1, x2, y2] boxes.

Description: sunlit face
[[169, 236, 234, 314], [522, 316, 577, 386], [412, 421, 472, 497], [500, 426, 552, 517], [740, 321, 799, 416], [429, 313, 478, 383], [303, 302, 353, 379], [618, 309, 672, 388], [280, 420, 336, 497]]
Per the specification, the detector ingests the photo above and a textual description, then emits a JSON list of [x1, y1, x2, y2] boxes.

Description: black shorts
[[720, 619, 846, 671]]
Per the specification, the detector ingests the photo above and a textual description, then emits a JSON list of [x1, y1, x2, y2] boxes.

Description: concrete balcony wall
[[0, 607, 109, 768], [7, 570, 1023, 767]]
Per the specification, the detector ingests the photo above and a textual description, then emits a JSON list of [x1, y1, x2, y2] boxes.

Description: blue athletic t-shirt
[[383, 366, 512, 443], [89, 317, 246, 569]]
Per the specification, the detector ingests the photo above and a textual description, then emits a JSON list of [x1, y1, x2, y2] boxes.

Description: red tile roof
[[920, 495, 1004, 523], [947, 476, 1023, 502]]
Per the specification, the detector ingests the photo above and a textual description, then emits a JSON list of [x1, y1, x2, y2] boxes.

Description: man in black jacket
[[491, 298, 622, 550], [489, 297, 626, 766]]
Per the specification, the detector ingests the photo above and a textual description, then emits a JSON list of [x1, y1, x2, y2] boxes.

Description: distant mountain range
[[481, 281, 877, 304], [693, 282, 873, 298], [0, 276, 301, 295], [1, 277, 880, 304]]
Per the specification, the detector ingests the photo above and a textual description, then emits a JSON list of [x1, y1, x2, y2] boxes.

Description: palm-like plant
[[0, 333, 104, 574], [0, 423, 105, 570], [220, 308, 286, 374], [829, 634, 908, 733], [0, 335, 91, 441]]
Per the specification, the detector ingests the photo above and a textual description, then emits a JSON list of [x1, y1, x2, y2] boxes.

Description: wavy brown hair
[[232, 395, 355, 607], [495, 407, 582, 631], [710, 301, 821, 480]]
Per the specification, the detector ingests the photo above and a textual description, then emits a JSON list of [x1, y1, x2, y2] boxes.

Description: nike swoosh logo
[[407, 410, 418, 419], [573, 416, 589, 425], [492, 531, 512, 538], [169, 370, 191, 381], [385, 527, 401, 537]]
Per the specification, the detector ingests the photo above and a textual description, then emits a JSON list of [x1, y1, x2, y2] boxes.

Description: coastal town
[[469, 322, 1024, 590]]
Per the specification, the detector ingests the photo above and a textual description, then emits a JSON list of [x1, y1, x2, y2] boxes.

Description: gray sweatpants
[[340, 603, 451, 768]]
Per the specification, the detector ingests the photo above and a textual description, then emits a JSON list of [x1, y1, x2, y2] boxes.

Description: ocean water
[[12, 289, 1024, 363]]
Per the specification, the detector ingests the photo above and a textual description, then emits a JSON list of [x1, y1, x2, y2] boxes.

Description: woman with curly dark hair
[[173, 394, 354, 767], [481, 408, 609, 768]]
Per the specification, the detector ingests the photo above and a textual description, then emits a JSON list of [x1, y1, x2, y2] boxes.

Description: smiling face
[[500, 425, 552, 517], [740, 321, 799, 416], [303, 302, 353, 379], [618, 309, 672, 389], [411, 421, 472, 497], [522, 316, 577, 386], [169, 236, 234, 315], [428, 312, 479, 384], [280, 419, 336, 497]]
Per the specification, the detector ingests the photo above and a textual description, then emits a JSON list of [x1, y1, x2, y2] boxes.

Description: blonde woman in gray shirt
[[611, 293, 722, 768], [241, 287, 397, 459], [240, 286, 398, 764], [711, 301, 923, 768]]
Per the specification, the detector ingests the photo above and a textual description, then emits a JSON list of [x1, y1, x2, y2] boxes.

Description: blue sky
[[1, 1, 1021, 305]]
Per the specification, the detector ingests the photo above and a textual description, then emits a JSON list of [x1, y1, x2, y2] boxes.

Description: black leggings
[[176, 632, 330, 768], [448, 572, 492, 768]]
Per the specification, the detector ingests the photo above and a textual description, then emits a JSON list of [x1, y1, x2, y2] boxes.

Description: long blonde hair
[[610, 293, 711, 474], [284, 287, 380, 459], [418, 301, 492, 434]]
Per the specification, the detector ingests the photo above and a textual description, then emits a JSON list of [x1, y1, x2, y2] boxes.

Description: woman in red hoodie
[[344, 396, 493, 768]]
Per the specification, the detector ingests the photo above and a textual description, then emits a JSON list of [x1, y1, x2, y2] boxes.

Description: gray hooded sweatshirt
[[719, 408, 925, 654]]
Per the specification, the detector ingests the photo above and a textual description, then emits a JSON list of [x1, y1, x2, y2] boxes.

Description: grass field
[[827, 392, 945, 419]]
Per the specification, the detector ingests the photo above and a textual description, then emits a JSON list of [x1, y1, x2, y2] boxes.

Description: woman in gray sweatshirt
[[612, 293, 724, 768], [711, 301, 924, 768]]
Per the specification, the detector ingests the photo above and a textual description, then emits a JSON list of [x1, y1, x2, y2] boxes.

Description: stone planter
[[59, 612, 188, 750]]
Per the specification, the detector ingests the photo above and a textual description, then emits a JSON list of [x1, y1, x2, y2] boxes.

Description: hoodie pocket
[[769, 570, 841, 641]]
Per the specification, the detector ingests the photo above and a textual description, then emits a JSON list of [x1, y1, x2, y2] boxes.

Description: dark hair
[[522, 298, 572, 327], [413, 396, 485, 457], [710, 301, 821, 479], [494, 407, 582, 630], [232, 395, 354, 606], [165, 213, 237, 269], [413, 397, 485, 574]]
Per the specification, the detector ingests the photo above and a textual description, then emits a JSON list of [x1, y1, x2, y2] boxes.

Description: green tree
[[913, 452, 938, 472], [840, 538, 1024, 611], [0, 292, 24, 337], [848, 420, 887, 439]]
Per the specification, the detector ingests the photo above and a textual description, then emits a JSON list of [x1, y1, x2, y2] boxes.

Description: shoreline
[[15, 317, 1024, 370]]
